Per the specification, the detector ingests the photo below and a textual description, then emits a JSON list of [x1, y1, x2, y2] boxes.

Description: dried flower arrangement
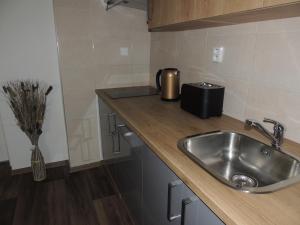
[[2, 80, 53, 181]]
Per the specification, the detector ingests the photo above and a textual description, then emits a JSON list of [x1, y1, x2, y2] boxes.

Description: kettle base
[[161, 96, 180, 102]]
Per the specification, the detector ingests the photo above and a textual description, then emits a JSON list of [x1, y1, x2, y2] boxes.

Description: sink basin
[[178, 131, 300, 193]]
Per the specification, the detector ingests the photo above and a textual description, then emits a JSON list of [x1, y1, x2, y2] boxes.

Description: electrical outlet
[[212, 47, 225, 63], [120, 47, 129, 56]]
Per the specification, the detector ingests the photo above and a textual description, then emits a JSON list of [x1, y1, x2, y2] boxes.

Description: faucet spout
[[245, 118, 284, 150]]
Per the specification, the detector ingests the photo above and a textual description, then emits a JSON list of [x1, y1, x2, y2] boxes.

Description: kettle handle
[[156, 69, 162, 91]]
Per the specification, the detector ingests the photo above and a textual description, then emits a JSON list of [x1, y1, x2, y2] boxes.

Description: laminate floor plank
[[94, 196, 133, 225], [46, 180, 69, 225], [12, 174, 36, 225], [0, 175, 21, 201], [65, 172, 99, 225], [0, 165, 132, 225], [0, 198, 17, 225], [28, 181, 49, 225], [85, 167, 116, 200]]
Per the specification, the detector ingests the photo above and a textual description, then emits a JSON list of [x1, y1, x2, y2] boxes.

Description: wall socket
[[212, 47, 225, 63], [120, 47, 129, 56]]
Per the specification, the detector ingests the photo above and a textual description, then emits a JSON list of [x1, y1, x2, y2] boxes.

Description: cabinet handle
[[118, 125, 144, 148], [107, 113, 120, 154], [167, 180, 183, 221], [114, 130, 121, 154], [117, 124, 126, 130], [181, 197, 199, 225], [107, 113, 116, 135], [117, 124, 132, 139], [112, 124, 126, 154]]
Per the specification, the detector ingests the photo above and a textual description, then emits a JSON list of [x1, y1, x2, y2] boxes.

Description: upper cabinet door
[[149, 0, 223, 28], [223, 0, 264, 14], [148, 0, 160, 27], [148, 0, 183, 28], [263, 0, 299, 6], [184, 0, 224, 20], [148, 0, 300, 31]]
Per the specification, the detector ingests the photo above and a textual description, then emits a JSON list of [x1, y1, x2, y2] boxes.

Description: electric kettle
[[156, 68, 180, 101]]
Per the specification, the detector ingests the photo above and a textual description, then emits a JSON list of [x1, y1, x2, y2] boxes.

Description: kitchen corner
[[1, 0, 300, 224], [96, 87, 300, 225]]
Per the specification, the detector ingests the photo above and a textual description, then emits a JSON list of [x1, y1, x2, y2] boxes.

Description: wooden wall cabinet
[[148, 0, 183, 28], [263, 0, 299, 7], [223, 0, 263, 14], [148, 0, 300, 31]]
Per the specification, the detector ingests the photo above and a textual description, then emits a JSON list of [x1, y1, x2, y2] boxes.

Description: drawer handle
[[108, 113, 121, 154], [107, 113, 116, 135], [181, 197, 199, 225], [113, 131, 121, 154], [167, 180, 183, 221]]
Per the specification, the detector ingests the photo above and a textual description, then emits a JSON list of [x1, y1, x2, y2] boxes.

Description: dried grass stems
[[2, 80, 52, 146]]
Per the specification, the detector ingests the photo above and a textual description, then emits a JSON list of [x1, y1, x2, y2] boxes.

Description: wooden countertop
[[96, 89, 300, 225]]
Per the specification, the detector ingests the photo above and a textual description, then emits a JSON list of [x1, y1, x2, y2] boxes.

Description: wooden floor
[[0, 162, 134, 225]]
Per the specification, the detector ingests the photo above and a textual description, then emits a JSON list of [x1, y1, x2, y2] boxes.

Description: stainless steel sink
[[178, 131, 300, 193]]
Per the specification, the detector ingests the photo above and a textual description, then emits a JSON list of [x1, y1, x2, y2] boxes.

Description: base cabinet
[[142, 147, 224, 225], [99, 97, 224, 225], [142, 146, 180, 225]]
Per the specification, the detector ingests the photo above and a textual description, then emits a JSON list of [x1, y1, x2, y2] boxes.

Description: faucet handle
[[263, 118, 277, 124], [263, 118, 284, 128]]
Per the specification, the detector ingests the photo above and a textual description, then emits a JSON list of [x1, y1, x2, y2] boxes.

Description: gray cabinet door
[[180, 187, 224, 225], [112, 139, 143, 224], [107, 118, 142, 225], [142, 147, 182, 225], [142, 147, 224, 225]]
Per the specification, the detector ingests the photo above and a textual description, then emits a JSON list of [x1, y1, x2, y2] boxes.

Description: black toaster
[[180, 82, 225, 119]]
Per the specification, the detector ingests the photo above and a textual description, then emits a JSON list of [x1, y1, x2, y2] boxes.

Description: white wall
[[53, 0, 150, 167], [150, 17, 300, 144], [0, 0, 69, 169]]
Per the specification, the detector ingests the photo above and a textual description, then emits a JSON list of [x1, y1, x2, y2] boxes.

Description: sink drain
[[231, 174, 258, 188]]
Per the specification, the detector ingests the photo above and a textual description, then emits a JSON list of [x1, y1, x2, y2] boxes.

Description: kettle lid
[[164, 68, 178, 71]]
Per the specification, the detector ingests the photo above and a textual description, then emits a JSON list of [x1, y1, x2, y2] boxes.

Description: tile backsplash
[[150, 17, 300, 143], [53, 0, 150, 166]]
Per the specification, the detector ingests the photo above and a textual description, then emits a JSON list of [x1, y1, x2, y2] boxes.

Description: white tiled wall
[[53, 0, 150, 167], [150, 17, 300, 143]]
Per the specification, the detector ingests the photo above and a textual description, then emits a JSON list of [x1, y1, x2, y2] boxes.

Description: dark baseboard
[[12, 159, 111, 175], [69, 161, 105, 173], [0, 160, 12, 177], [0, 160, 10, 166], [12, 160, 69, 175]]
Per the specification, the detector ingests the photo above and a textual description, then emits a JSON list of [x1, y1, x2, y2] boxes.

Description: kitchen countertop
[[96, 88, 300, 225]]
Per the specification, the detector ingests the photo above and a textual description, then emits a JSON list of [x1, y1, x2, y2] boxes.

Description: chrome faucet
[[245, 118, 284, 150]]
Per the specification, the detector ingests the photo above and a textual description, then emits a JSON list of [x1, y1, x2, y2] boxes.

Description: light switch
[[120, 47, 129, 56], [212, 47, 225, 63]]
